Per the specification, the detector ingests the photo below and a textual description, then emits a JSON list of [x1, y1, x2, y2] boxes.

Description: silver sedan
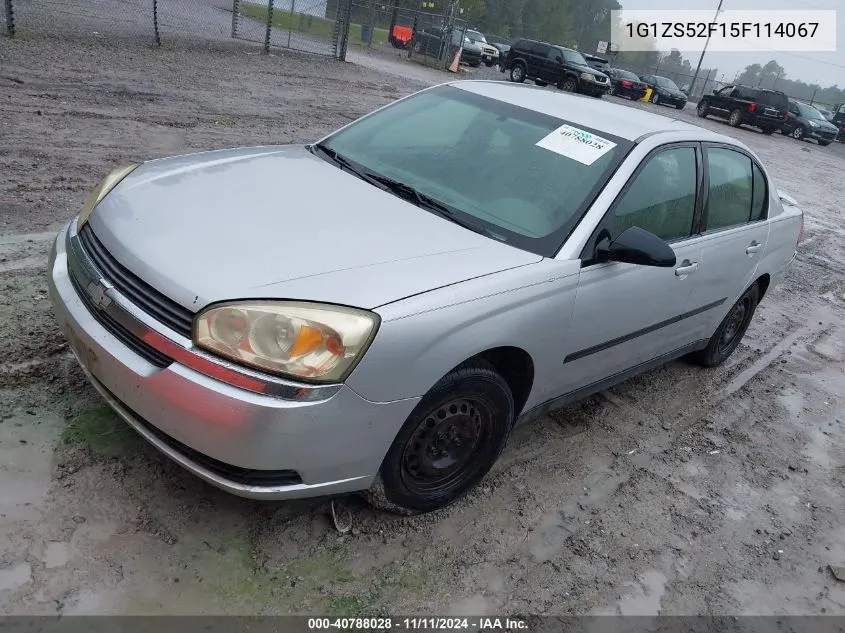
[[48, 81, 803, 514]]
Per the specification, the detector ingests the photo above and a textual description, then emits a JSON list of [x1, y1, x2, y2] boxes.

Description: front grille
[[78, 225, 194, 338], [129, 405, 303, 487], [68, 268, 172, 368]]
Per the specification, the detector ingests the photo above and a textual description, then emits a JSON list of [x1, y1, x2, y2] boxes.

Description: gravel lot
[[1, 34, 844, 616]]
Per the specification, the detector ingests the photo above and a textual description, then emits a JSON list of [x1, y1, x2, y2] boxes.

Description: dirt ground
[[1, 34, 844, 616]]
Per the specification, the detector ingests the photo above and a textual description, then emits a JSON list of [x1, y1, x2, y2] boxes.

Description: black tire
[[791, 125, 805, 140], [819, 140, 831, 146], [676, 103, 685, 109], [609, 83, 616, 96], [761, 127, 775, 135], [535, 79, 548, 87], [652, 92, 659, 105], [728, 109, 743, 127], [485, 60, 494, 67], [510, 63, 526, 83], [560, 76, 577, 92], [697, 101, 709, 117], [365, 364, 514, 514], [691, 284, 760, 368]]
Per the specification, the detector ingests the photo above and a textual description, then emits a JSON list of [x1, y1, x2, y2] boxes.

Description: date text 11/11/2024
[[307, 617, 529, 631]]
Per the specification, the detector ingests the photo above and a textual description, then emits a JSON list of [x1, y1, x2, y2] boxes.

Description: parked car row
[[696, 85, 839, 146]]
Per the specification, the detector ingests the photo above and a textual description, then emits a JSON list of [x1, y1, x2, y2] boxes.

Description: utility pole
[[689, 0, 725, 98]]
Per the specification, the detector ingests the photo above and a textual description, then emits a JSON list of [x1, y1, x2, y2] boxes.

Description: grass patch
[[239, 3, 390, 47], [61, 403, 143, 458]]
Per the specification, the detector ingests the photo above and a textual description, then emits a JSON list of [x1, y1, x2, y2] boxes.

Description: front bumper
[[48, 220, 419, 500], [582, 79, 610, 95], [809, 128, 837, 142]]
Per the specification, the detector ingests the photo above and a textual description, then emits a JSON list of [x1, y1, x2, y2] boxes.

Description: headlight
[[78, 164, 139, 228], [581, 72, 596, 81], [809, 120, 819, 127], [194, 301, 379, 383]]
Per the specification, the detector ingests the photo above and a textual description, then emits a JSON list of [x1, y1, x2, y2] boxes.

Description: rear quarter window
[[757, 92, 788, 110]]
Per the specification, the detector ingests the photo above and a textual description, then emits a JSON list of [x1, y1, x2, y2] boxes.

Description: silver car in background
[[48, 82, 803, 514]]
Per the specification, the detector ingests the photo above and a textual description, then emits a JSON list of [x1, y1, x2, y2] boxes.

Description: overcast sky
[[619, 0, 844, 87]]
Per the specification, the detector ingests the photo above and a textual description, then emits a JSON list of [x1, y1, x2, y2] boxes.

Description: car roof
[[451, 81, 720, 142]]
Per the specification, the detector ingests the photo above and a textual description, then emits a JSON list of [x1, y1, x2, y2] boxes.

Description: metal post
[[4, 0, 14, 37], [231, 0, 240, 38], [689, 0, 725, 98], [810, 87, 817, 105], [772, 69, 781, 90], [367, 0, 377, 47], [152, 0, 161, 46], [287, 0, 294, 48], [264, 0, 274, 53]]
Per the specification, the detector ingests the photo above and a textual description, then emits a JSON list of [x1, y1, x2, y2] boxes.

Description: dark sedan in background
[[782, 100, 839, 146], [640, 74, 687, 109], [606, 68, 648, 100]]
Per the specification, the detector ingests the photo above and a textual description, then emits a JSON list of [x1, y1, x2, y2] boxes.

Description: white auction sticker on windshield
[[535, 124, 616, 165]]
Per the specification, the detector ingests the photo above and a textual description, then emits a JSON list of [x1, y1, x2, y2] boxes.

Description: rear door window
[[705, 147, 754, 231], [532, 42, 551, 56]]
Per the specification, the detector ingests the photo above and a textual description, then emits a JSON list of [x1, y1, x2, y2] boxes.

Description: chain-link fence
[[1, 0, 352, 59]]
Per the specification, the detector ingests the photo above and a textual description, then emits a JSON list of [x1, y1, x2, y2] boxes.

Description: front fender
[[345, 259, 581, 408]]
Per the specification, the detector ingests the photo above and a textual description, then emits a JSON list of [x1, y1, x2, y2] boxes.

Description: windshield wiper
[[312, 144, 500, 240]]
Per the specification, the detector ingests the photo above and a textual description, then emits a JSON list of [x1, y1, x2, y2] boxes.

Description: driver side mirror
[[712, 89, 719, 94], [595, 227, 676, 267], [555, 55, 563, 63]]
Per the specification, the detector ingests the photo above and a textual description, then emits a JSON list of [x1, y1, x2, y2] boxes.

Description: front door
[[558, 145, 705, 394], [685, 145, 771, 339], [709, 86, 736, 116]]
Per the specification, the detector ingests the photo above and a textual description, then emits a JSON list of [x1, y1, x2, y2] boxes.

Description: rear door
[[529, 42, 551, 78], [684, 144, 771, 339], [542, 46, 563, 83], [557, 144, 706, 394]]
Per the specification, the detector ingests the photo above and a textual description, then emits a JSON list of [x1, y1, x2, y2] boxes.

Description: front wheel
[[560, 76, 577, 92], [510, 63, 526, 83], [761, 127, 775, 135], [365, 364, 515, 514], [791, 125, 806, 140], [485, 59, 494, 67], [690, 284, 760, 368]]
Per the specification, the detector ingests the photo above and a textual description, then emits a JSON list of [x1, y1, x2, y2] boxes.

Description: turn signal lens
[[194, 301, 379, 383], [78, 164, 140, 228]]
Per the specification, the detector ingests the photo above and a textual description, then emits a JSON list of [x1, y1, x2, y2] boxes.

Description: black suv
[[503, 39, 610, 97], [696, 85, 788, 134]]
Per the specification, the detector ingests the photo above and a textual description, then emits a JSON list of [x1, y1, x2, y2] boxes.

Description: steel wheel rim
[[718, 297, 750, 353], [399, 397, 493, 497]]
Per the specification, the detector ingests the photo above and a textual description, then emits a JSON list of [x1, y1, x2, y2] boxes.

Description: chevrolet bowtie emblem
[[86, 280, 112, 310]]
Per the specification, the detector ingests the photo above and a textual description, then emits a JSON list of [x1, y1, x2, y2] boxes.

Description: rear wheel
[[365, 364, 514, 514], [728, 108, 743, 127], [609, 83, 617, 96], [697, 101, 709, 117], [510, 63, 526, 83], [535, 79, 548, 87], [690, 284, 759, 368], [819, 140, 831, 146]]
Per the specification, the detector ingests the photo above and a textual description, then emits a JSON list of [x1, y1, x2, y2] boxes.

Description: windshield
[[318, 86, 631, 257], [562, 49, 588, 66], [466, 30, 486, 43], [655, 77, 680, 90], [796, 102, 825, 120]]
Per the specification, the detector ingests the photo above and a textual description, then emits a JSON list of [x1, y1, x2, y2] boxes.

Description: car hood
[[88, 146, 541, 312], [575, 65, 608, 80], [463, 41, 483, 53], [812, 118, 838, 132]]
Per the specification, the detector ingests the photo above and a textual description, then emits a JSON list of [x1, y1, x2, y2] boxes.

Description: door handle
[[746, 241, 762, 255], [674, 260, 699, 277]]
